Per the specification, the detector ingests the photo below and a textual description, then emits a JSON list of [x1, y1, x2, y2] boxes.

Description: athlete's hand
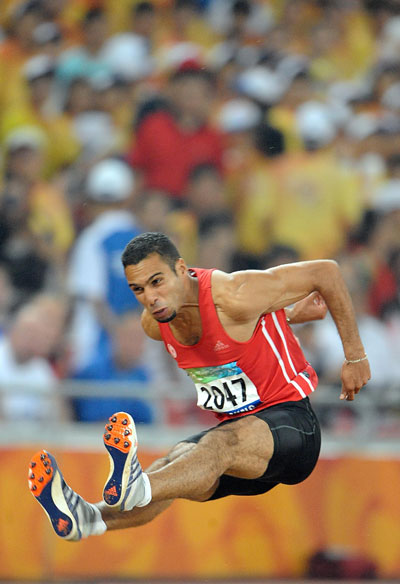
[[286, 292, 327, 325], [340, 358, 371, 401]]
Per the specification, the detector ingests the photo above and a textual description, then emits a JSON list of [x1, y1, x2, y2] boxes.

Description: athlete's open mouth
[[153, 307, 168, 318]]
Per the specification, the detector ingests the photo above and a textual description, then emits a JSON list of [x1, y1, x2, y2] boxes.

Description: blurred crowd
[[0, 0, 400, 434]]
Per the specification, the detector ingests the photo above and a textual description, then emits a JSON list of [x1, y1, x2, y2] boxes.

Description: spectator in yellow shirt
[[1, 54, 81, 176], [3, 126, 75, 273], [235, 103, 363, 262]]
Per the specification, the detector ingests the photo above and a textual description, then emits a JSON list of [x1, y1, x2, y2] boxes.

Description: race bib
[[186, 361, 261, 415]]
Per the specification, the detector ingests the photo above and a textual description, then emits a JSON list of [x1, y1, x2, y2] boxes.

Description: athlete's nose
[[144, 289, 158, 307]]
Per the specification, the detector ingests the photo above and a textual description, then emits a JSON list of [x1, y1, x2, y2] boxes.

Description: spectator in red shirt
[[126, 66, 224, 201]]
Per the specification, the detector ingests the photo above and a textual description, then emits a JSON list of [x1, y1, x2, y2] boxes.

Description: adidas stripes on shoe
[[28, 450, 106, 541]]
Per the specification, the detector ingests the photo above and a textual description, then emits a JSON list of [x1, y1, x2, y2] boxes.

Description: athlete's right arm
[[141, 309, 163, 341]]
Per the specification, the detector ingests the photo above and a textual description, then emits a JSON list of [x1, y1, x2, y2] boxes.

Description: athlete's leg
[[28, 441, 211, 539], [97, 414, 274, 531], [103, 411, 274, 515], [98, 443, 197, 531], [147, 414, 274, 501], [29, 413, 274, 540]]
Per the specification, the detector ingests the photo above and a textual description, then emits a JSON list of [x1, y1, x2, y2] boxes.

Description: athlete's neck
[[169, 306, 202, 346], [170, 276, 202, 345]]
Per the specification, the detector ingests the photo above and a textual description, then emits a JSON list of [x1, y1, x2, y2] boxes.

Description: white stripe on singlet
[[272, 311, 298, 376], [272, 311, 315, 393], [300, 371, 315, 392], [261, 316, 307, 398]]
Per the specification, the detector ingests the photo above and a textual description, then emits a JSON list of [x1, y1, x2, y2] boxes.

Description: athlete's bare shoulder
[[210, 269, 249, 320], [141, 309, 162, 341], [211, 260, 339, 322]]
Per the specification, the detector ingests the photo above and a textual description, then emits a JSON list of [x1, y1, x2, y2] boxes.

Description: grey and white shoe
[[28, 450, 103, 541], [103, 412, 151, 511]]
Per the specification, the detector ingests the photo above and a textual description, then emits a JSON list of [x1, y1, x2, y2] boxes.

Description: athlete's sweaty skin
[[93, 249, 370, 531], [130, 254, 369, 400], [30, 233, 371, 537]]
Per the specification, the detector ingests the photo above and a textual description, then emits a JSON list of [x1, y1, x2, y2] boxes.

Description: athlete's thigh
[[191, 415, 274, 480]]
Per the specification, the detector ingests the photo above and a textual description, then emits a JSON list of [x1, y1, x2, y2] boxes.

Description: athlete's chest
[[169, 309, 202, 346], [169, 307, 257, 346]]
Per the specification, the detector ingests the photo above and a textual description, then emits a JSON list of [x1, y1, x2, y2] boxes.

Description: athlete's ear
[[175, 258, 187, 276]]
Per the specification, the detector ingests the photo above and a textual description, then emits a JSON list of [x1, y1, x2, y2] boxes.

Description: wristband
[[344, 354, 367, 364]]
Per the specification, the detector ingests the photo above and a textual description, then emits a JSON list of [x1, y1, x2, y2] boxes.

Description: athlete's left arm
[[214, 260, 371, 400], [215, 260, 336, 319]]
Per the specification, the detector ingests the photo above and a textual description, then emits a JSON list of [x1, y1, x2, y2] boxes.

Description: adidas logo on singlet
[[214, 340, 229, 351]]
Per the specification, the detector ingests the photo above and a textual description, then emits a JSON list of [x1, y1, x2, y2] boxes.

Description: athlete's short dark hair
[[122, 232, 181, 272]]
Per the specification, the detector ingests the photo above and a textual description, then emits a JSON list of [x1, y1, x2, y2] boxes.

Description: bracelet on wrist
[[344, 354, 367, 364]]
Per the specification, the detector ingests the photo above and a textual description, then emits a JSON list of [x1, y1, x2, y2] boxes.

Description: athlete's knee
[[185, 478, 220, 502], [145, 441, 197, 473], [169, 441, 197, 461]]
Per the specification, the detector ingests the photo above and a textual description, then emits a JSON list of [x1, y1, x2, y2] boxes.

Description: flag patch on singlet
[[186, 361, 242, 383]]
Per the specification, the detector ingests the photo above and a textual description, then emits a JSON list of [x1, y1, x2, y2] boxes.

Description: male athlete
[[28, 232, 371, 541]]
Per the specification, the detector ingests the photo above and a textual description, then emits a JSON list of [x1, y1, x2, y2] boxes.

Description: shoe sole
[[103, 412, 137, 508], [28, 450, 80, 541]]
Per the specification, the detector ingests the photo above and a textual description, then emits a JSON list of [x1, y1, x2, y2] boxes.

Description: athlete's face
[[124, 253, 187, 323]]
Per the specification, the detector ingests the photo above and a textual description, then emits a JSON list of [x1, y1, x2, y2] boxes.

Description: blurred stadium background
[[1, 0, 400, 581]]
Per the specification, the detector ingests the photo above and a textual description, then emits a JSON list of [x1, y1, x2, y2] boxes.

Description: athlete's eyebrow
[[128, 272, 163, 288]]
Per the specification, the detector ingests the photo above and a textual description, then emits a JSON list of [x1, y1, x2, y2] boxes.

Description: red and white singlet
[[158, 268, 318, 422]]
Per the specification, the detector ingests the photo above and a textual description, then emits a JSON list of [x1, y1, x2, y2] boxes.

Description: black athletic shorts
[[183, 397, 321, 500]]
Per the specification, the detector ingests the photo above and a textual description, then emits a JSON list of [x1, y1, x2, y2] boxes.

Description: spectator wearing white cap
[[100, 2, 156, 83], [32, 21, 63, 59], [67, 158, 143, 375], [235, 66, 288, 111], [217, 97, 263, 134], [295, 100, 337, 151]]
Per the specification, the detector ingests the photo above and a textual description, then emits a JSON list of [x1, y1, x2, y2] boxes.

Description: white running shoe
[[28, 450, 102, 541], [103, 412, 151, 511]]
